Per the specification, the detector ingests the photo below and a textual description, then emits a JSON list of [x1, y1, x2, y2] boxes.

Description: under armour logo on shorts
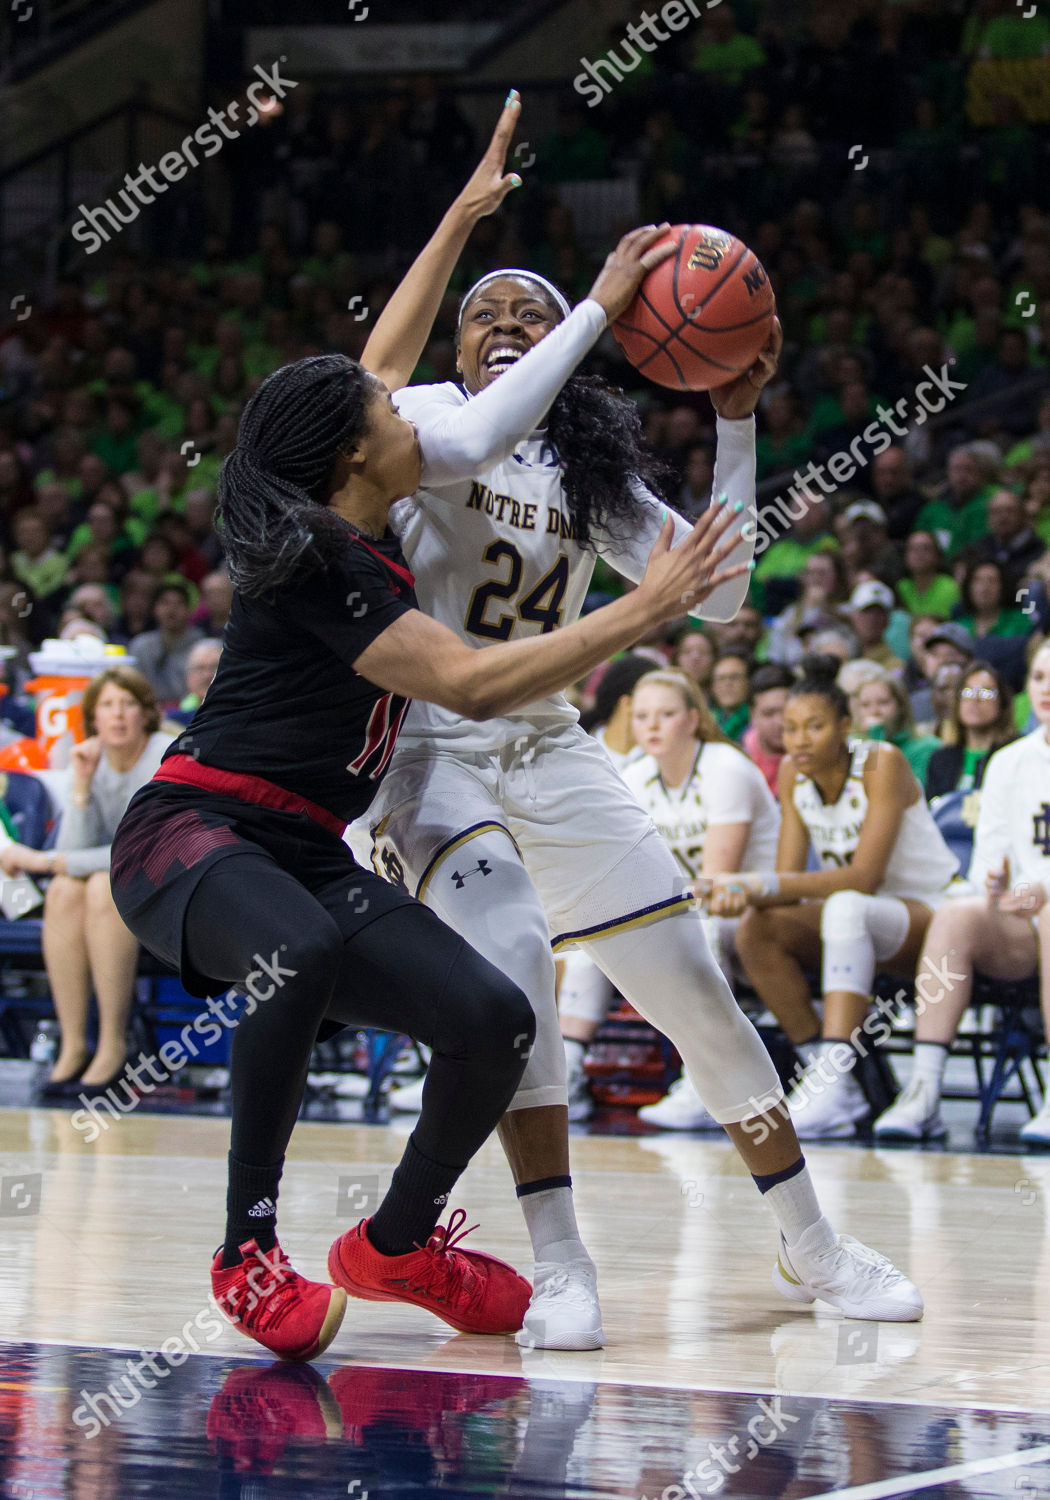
[[451, 861, 491, 889]]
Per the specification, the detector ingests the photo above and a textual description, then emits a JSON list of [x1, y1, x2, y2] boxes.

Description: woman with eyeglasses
[[924, 664, 1017, 799], [875, 640, 1050, 1143], [709, 649, 752, 740]]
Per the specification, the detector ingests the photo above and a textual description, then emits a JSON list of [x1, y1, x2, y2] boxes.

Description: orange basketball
[[612, 224, 775, 391]]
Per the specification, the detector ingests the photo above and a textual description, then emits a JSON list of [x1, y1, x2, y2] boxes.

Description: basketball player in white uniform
[[875, 638, 1050, 1142], [353, 103, 923, 1347], [704, 660, 959, 1140], [560, 667, 780, 1129]]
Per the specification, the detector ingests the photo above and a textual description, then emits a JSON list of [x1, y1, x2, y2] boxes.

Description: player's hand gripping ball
[[612, 224, 775, 391]]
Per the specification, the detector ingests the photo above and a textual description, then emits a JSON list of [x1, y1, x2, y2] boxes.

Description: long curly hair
[[459, 274, 671, 551], [217, 354, 371, 596]]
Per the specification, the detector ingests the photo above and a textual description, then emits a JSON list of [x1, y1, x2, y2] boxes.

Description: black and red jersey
[[164, 526, 416, 824]]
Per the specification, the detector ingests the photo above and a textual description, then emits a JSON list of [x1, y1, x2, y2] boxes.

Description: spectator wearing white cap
[[848, 579, 903, 673]]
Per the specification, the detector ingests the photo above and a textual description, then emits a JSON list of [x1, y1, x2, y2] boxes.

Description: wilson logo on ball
[[613, 223, 775, 391]]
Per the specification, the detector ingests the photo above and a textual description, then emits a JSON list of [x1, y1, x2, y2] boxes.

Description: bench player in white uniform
[[703, 658, 959, 1140], [355, 119, 923, 1345], [560, 667, 780, 1128], [875, 638, 1050, 1142]]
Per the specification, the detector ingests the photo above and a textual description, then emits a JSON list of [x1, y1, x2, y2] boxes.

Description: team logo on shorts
[[451, 860, 491, 889], [1034, 803, 1050, 857]]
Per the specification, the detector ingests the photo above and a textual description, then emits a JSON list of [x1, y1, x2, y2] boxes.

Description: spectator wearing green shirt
[[710, 650, 752, 742], [10, 509, 69, 604], [955, 557, 1033, 641], [691, 9, 766, 89], [966, 9, 1050, 58], [66, 499, 136, 574], [855, 675, 943, 785], [913, 444, 998, 555], [1023, 464, 1050, 545], [92, 397, 141, 477], [752, 493, 838, 613], [898, 530, 960, 617], [1005, 393, 1050, 469], [756, 389, 810, 481]]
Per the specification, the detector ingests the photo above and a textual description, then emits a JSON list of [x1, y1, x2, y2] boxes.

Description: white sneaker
[[873, 1075, 947, 1141], [637, 1074, 719, 1131], [388, 1074, 425, 1113], [1020, 1096, 1050, 1144], [516, 1260, 604, 1350], [786, 1060, 870, 1139], [566, 1061, 593, 1123], [773, 1221, 923, 1321]]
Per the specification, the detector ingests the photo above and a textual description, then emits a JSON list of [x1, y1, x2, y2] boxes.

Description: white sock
[[517, 1185, 590, 1267], [910, 1041, 948, 1091], [760, 1164, 835, 1249], [562, 1037, 586, 1074], [796, 1039, 821, 1068]]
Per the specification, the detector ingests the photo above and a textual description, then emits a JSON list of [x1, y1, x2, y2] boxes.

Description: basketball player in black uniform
[[109, 228, 751, 1362]]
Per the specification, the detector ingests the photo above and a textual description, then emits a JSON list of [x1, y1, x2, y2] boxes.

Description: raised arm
[[361, 93, 524, 393], [355, 499, 751, 719], [598, 317, 783, 622]]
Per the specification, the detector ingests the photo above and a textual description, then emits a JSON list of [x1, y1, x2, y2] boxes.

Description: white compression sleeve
[[414, 299, 607, 487], [598, 416, 757, 623]]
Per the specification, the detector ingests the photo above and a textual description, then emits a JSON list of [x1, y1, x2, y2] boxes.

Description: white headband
[[458, 269, 571, 333]]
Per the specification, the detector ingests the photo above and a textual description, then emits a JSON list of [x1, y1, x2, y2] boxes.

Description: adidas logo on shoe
[[248, 1198, 276, 1218], [433, 1192, 449, 1206]]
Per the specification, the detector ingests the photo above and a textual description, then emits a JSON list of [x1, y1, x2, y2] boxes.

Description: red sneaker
[[327, 1208, 531, 1335], [207, 1363, 343, 1473], [211, 1238, 347, 1362]]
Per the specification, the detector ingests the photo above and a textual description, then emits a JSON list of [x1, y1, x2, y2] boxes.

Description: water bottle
[[29, 1021, 58, 1084]]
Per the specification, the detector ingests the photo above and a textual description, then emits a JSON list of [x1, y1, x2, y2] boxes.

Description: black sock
[[222, 1153, 283, 1268], [366, 1135, 461, 1257]]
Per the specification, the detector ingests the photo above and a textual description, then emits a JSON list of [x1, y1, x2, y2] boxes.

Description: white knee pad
[[586, 910, 782, 1124], [558, 949, 615, 1024], [820, 890, 910, 996], [417, 830, 566, 1110]]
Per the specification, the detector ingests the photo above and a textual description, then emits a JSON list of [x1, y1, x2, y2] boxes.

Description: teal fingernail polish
[[718, 491, 730, 505], [747, 560, 757, 570], [510, 174, 522, 187], [505, 89, 518, 106], [733, 499, 743, 513]]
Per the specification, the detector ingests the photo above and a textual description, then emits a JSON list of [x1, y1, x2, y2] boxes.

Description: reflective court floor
[[1, 1108, 1049, 1497]]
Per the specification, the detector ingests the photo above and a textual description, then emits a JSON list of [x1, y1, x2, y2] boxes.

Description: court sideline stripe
[[799, 1441, 1050, 1500]]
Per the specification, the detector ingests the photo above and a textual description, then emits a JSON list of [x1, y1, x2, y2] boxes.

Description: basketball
[[612, 224, 776, 391]]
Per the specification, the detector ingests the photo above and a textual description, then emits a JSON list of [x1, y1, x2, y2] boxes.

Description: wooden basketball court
[[1, 1104, 1048, 1497]]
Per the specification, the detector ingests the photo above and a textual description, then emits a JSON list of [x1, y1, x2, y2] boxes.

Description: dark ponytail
[[217, 354, 371, 596], [790, 653, 851, 720], [547, 375, 672, 551]]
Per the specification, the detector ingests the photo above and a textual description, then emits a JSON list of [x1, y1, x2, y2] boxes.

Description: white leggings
[[558, 915, 739, 1024], [820, 889, 912, 996], [421, 830, 782, 1123]]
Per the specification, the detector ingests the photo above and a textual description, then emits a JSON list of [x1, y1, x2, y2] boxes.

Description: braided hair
[[217, 354, 371, 597], [458, 275, 672, 552]]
